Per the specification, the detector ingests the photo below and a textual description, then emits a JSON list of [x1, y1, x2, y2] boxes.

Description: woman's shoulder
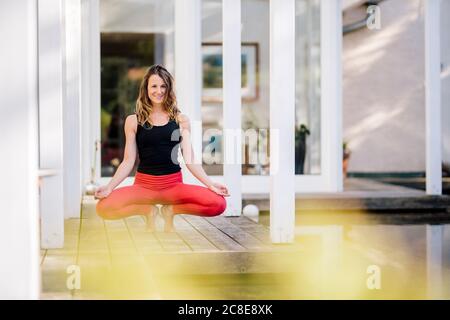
[[125, 113, 138, 123], [125, 113, 138, 131], [177, 113, 190, 130], [177, 113, 190, 124]]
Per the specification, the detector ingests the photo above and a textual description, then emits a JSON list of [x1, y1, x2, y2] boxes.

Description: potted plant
[[295, 124, 310, 174], [343, 141, 351, 178]]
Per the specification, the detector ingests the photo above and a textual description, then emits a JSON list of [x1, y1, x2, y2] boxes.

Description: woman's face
[[147, 74, 167, 105]]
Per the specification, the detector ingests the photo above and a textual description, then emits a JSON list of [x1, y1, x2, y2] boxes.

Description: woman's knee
[[96, 199, 113, 219], [210, 195, 227, 216]]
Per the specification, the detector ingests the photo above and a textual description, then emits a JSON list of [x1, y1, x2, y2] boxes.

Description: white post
[[175, 0, 203, 186], [441, 0, 450, 170], [425, 0, 442, 195], [223, 0, 242, 216], [64, 0, 83, 218], [81, 0, 101, 190], [321, 0, 343, 192], [269, 0, 296, 243], [0, 0, 41, 298], [38, 0, 65, 248]]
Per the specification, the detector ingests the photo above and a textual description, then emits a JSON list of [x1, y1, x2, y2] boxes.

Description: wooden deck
[[40, 200, 304, 299], [40, 178, 449, 299]]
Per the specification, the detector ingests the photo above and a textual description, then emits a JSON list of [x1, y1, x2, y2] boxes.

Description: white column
[[38, 0, 65, 248], [321, 0, 343, 192], [0, 0, 40, 298], [269, 0, 296, 243], [81, 0, 101, 190], [425, 0, 442, 195], [175, 0, 203, 185], [223, 0, 242, 216], [64, 0, 83, 218], [441, 0, 450, 169]]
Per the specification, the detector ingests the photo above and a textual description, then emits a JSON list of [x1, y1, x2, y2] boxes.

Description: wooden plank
[[65, 218, 81, 233], [40, 218, 81, 296], [154, 231, 193, 252], [77, 215, 160, 298], [41, 253, 78, 295], [226, 216, 272, 245], [80, 200, 98, 219], [206, 216, 270, 250], [183, 216, 245, 252], [75, 212, 111, 296], [141, 214, 193, 252], [106, 255, 162, 300], [143, 251, 306, 275], [104, 219, 138, 256], [127, 216, 192, 254], [173, 215, 196, 230], [41, 219, 81, 297], [103, 216, 164, 299], [175, 215, 219, 252], [125, 216, 164, 254], [75, 252, 111, 297], [77, 216, 109, 254]]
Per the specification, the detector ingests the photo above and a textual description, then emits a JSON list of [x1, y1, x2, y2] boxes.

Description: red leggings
[[96, 171, 227, 220]]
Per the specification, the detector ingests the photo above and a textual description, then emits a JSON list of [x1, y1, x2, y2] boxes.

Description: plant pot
[[295, 135, 306, 174], [343, 151, 351, 178]]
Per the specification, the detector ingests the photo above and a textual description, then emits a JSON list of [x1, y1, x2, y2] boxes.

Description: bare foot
[[145, 205, 158, 232], [161, 205, 175, 233]]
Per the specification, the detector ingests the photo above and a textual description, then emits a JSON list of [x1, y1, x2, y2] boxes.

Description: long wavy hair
[[135, 64, 180, 127]]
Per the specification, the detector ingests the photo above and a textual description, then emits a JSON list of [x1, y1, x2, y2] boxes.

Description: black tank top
[[135, 116, 182, 175]]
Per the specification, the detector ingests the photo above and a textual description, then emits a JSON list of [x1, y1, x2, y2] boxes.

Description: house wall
[[343, 0, 427, 173]]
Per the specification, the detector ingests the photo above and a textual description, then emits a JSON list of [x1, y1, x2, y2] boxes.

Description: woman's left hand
[[208, 182, 230, 197]]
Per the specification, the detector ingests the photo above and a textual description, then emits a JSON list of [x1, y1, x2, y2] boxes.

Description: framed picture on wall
[[202, 42, 259, 103]]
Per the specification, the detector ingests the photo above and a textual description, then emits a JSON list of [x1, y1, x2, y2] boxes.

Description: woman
[[95, 64, 229, 232]]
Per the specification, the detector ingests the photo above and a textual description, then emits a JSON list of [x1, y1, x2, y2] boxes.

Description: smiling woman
[[135, 64, 180, 128], [95, 65, 229, 233]]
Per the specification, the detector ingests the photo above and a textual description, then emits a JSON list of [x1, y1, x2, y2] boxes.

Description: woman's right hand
[[94, 185, 112, 199]]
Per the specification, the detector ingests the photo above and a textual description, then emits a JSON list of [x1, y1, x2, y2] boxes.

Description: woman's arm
[[95, 115, 137, 199], [179, 114, 229, 196]]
